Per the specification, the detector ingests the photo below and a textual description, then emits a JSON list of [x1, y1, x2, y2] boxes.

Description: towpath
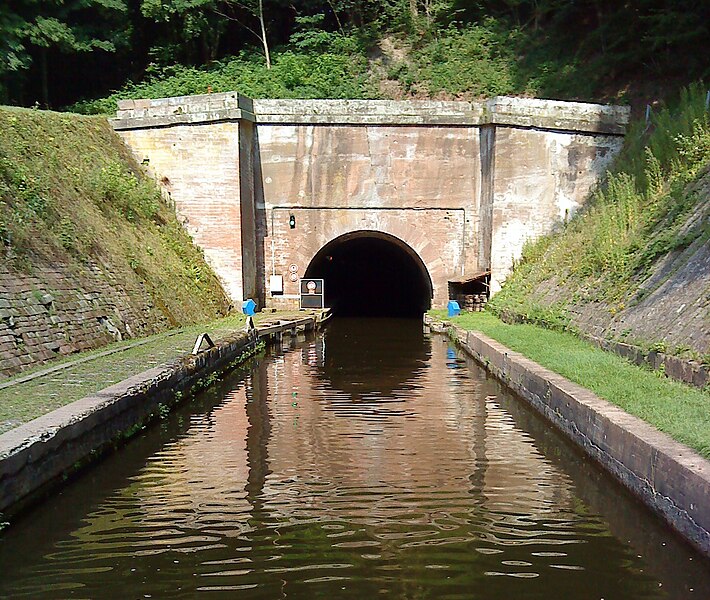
[[0, 310, 321, 434]]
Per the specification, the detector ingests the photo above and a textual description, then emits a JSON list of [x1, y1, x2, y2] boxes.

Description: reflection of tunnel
[[304, 232, 433, 317]]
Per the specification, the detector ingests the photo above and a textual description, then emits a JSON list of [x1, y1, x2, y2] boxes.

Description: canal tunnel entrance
[[304, 232, 433, 317]]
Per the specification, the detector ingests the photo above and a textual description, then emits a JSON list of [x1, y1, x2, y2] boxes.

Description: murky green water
[[1, 319, 708, 599]]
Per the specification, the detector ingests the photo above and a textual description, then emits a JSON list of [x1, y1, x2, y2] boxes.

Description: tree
[[1, 0, 129, 106], [211, 0, 282, 69], [140, 0, 225, 65]]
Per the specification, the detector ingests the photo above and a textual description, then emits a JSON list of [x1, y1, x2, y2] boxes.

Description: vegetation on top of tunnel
[[2, 2, 708, 112], [0, 106, 230, 325], [430, 310, 710, 459], [488, 83, 710, 355]]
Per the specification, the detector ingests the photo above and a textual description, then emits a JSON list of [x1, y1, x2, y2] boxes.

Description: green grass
[[430, 310, 710, 458], [0, 106, 230, 326]]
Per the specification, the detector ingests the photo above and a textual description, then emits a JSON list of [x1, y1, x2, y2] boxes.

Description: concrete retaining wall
[[429, 318, 710, 557], [0, 317, 317, 521]]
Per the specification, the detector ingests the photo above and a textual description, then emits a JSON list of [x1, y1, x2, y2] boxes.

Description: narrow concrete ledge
[[426, 317, 710, 558], [486, 96, 631, 135], [112, 108, 254, 130], [0, 316, 318, 521], [111, 93, 630, 134]]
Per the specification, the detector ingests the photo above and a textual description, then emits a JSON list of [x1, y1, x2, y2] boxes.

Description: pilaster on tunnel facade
[[112, 94, 630, 314], [113, 93, 257, 306]]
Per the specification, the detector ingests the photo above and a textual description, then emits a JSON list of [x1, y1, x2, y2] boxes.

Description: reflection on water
[[315, 318, 430, 399], [0, 319, 708, 599]]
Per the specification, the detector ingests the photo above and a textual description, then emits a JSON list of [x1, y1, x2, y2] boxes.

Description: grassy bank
[[489, 84, 710, 353], [0, 107, 230, 326], [430, 310, 710, 458]]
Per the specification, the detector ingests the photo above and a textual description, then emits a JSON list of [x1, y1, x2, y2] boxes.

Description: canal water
[[1, 319, 708, 599]]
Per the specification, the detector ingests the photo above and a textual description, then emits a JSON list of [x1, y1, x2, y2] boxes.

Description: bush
[[413, 21, 519, 98], [70, 35, 371, 115]]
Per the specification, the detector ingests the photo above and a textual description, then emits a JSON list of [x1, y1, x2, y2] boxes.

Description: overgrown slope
[[0, 107, 230, 356], [489, 85, 710, 358]]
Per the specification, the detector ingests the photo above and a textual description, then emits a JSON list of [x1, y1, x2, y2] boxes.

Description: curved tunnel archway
[[304, 231, 433, 317]]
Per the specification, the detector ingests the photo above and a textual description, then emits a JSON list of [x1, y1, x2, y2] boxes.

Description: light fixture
[[289, 214, 296, 229]]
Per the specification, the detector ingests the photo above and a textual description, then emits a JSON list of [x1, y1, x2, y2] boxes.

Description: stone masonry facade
[[113, 94, 630, 308]]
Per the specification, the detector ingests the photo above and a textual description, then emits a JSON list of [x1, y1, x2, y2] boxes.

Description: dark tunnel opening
[[304, 233, 432, 318]]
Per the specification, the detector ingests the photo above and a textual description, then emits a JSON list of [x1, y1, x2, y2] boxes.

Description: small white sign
[[269, 275, 283, 293]]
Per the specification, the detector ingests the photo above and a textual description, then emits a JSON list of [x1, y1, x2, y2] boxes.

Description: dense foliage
[[1, 1, 709, 110]]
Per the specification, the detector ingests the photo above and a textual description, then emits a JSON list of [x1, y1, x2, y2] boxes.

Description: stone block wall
[[0, 264, 169, 378]]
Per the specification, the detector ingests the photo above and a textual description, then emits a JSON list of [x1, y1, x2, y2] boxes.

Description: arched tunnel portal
[[304, 231, 433, 318]]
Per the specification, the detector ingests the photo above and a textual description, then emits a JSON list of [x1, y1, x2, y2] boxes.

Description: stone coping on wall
[[424, 316, 710, 558], [112, 92, 256, 130], [0, 315, 319, 521], [112, 93, 630, 134]]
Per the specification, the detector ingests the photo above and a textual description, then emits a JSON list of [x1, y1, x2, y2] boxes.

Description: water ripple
[[0, 320, 695, 599]]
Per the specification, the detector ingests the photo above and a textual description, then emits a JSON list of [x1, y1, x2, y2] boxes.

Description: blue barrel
[[242, 298, 256, 316], [447, 300, 461, 318]]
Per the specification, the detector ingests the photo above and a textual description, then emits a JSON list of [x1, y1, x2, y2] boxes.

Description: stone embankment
[[0, 264, 171, 378], [0, 314, 325, 522], [425, 315, 710, 558]]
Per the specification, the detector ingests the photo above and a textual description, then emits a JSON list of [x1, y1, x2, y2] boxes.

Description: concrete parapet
[[427, 317, 710, 558], [486, 96, 630, 135], [252, 98, 485, 125], [113, 92, 255, 130], [111, 93, 628, 308], [112, 93, 630, 134]]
